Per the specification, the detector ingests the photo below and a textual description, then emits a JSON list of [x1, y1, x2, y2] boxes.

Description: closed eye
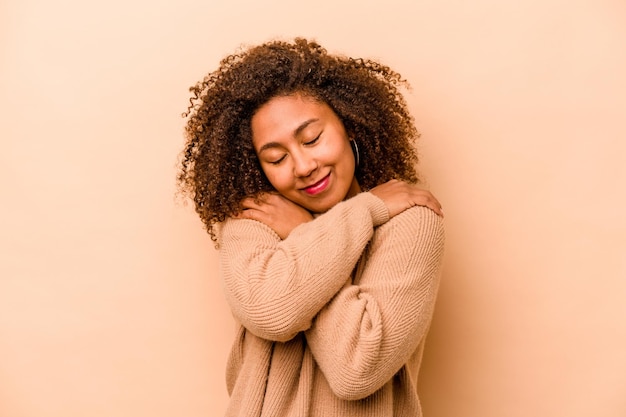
[[304, 132, 322, 146], [268, 154, 287, 165]]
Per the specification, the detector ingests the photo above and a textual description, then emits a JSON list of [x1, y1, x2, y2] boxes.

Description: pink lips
[[302, 174, 330, 195]]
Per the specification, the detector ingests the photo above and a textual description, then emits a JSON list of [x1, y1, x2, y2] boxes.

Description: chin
[[308, 199, 341, 214]]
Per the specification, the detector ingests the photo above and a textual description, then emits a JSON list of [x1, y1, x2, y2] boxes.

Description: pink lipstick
[[302, 174, 330, 195]]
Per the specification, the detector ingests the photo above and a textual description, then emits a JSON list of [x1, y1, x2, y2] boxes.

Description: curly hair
[[178, 38, 421, 241]]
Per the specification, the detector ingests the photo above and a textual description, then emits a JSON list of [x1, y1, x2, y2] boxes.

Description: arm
[[304, 205, 445, 400], [218, 192, 389, 342]]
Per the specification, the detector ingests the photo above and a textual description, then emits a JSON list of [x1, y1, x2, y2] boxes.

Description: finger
[[234, 207, 264, 221], [241, 191, 282, 208], [232, 208, 248, 219], [259, 192, 286, 205], [424, 203, 444, 217], [431, 203, 444, 217], [432, 202, 444, 217], [414, 196, 444, 218], [240, 197, 263, 210]]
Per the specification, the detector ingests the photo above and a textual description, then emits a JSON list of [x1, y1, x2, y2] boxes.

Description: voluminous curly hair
[[178, 38, 421, 241]]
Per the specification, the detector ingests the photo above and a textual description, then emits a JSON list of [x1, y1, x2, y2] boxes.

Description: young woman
[[178, 38, 445, 417]]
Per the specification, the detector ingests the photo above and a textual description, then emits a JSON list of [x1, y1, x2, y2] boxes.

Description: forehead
[[250, 94, 332, 142]]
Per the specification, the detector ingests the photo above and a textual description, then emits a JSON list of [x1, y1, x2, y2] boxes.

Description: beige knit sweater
[[218, 192, 444, 416]]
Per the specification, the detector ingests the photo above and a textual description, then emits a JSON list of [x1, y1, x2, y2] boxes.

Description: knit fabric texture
[[218, 192, 445, 416]]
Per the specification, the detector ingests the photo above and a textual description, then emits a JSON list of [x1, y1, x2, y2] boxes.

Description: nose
[[292, 150, 317, 178]]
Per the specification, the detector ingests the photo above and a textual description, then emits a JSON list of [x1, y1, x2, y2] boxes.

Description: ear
[[349, 140, 360, 167]]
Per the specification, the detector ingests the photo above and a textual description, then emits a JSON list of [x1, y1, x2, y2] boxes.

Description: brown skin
[[178, 38, 441, 242], [236, 193, 314, 240], [236, 182, 443, 240], [250, 94, 359, 215], [235, 94, 443, 239]]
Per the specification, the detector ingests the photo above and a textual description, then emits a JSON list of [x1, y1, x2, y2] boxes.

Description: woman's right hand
[[369, 179, 444, 218], [235, 192, 314, 239]]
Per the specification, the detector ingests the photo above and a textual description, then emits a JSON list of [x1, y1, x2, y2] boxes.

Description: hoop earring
[[350, 140, 360, 167]]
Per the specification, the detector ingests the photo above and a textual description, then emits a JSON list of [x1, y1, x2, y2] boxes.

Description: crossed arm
[[304, 206, 444, 399], [220, 181, 444, 398], [219, 191, 389, 342]]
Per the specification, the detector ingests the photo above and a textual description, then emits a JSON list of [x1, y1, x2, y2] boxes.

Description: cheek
[[335, 142, 354, 165], [322, 139, 349, 162], [262, 166, 290, 190]]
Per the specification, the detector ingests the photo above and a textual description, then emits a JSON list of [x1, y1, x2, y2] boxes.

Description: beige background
[[1, 0, 625, 416]]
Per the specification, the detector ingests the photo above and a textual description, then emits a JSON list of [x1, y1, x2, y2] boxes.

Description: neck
[[345, 177, 361, 200]]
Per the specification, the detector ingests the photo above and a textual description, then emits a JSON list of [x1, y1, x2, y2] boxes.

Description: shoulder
[[374, 205, 445, 253], [219, 217, 281, 249], [384, 205, 443, 231]]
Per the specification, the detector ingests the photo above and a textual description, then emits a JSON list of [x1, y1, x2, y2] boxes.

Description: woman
[[178, 38, 445, 416]]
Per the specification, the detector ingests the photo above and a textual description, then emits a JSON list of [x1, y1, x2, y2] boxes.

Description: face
[[251, 94, 360, 213]]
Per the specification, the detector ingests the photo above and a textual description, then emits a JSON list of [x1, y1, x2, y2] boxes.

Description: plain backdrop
[[1, 0, 625, 416]]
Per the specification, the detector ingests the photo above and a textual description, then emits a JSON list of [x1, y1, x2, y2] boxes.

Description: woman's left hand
[[235, 193, 314, 239]]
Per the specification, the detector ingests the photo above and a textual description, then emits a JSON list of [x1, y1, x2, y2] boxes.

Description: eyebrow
[[257, 118, 320, 154]]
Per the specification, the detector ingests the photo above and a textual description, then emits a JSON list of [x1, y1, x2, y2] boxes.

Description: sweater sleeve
[[304, 205, 445, 400], [218, 192, 389, 342]]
